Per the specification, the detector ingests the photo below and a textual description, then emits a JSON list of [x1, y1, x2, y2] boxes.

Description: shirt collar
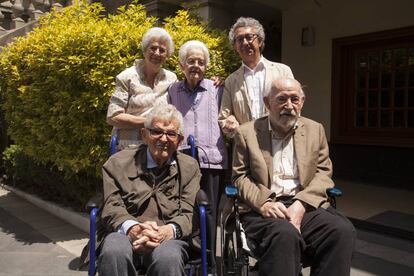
[[135, 59, 167, 81], [268, 118, 298, 140], [146, 148, 176, 169], [242, 56, 265, 73]]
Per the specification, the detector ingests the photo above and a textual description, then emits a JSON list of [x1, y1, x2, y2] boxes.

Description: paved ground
[[0, 187, 87, 276], [335, 178, 414, 221], [1, 182, 414, 275]]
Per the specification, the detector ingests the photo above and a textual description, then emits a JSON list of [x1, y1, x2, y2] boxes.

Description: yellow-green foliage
[[0, 1, 239, 180], [163, 10, 239, 80]]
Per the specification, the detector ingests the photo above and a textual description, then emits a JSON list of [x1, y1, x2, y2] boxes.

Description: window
[[332, 26, 414, 147]]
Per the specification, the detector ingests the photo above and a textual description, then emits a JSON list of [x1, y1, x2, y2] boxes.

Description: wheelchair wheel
[[222, 231, 236, 275], [221, 231, 248, 276]]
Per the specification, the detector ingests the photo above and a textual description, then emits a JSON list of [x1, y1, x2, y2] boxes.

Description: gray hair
[[179, 40, 210, 66], [141, 27, 175, 57], [229, 17, 265, 51], [144, 104, 184, 135]]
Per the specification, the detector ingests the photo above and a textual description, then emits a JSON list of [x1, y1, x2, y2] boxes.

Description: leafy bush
[[0, 1, 239, 205], [163, 9, 239, 80]]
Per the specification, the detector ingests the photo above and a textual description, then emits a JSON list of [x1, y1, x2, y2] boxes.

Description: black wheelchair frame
[[220, 186, 343, 276]]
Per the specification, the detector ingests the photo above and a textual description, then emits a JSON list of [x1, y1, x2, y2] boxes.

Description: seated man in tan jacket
[[99, 104, 201, 276], [232, 77, 355, 276]]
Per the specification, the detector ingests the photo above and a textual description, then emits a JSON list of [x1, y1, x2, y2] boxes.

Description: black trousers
[[241, 207, 356, 276], [200, 168, 225, 273]]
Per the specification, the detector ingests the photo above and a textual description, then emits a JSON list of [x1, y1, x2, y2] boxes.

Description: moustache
[[156, 141, 168, 150], [242, 46, 253, 51], [280, 110, 297, 116]]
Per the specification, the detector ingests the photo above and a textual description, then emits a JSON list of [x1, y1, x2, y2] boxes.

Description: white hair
[[141, 27, 175, 57], [178, 40, 210, 66], [144, 104, 184, 135]]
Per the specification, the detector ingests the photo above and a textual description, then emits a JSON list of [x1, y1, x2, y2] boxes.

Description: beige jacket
[[218, 58, 293, 130], [232, 116, 334, 213]]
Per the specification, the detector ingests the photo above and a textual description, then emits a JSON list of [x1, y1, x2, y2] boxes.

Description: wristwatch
[[170, 222, 182, 239]]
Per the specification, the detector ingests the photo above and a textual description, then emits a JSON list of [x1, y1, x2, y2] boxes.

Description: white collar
[[242, 56, 265, 73]]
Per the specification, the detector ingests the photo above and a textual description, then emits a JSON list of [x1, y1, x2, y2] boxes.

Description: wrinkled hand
[[211, 76, 224, 87], [131, 233, 160, 254], [222, 115, 240, 132], [158, 225, 175, 242], [287, 200, 306, 233], [128, 221, 161, 254], [260, 201, 290, 219]]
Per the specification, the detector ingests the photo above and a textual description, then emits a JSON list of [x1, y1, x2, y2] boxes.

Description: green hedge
[[0, 0, 239, 198], [2, 145, 99, 211]]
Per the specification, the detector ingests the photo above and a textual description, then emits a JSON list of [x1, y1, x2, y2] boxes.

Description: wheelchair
[[86, 134, 209, 276], [220, 186, 343, 276]]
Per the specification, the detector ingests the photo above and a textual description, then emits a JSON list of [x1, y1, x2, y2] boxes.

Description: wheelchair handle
[[187, 134, 196, 159], [109, 134, 118, 156]]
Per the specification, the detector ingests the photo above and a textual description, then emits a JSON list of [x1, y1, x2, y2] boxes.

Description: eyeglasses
[[234, 33, 258, 45], [147, 128, 181, 140]]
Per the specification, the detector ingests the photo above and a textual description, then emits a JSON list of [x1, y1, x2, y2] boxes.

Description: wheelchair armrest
[[86, 193, 103, 213], [196, 189, 209, 206], [326, 187, 342, 209], [327, 187, 342, 198], [225, 185, 238, 198]]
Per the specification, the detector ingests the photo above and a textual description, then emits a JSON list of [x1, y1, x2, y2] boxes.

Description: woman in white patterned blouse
[[106, 27, 177, 150]]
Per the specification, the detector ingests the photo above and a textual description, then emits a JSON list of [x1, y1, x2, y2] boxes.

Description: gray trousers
[[98, 232, 189, 276]]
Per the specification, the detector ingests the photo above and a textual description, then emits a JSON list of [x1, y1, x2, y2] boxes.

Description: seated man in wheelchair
[[98, 104, 201, 276], [232, 77, 355, 276]]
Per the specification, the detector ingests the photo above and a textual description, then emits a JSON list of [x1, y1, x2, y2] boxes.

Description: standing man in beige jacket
[[219, 17, 294, 137]]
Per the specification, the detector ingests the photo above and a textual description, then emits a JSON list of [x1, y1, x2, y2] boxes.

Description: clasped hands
[[259, 200, 306, 232], [127, 221, 174, 254]]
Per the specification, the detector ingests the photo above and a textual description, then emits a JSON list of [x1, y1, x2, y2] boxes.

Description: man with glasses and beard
[[98, 104, 201, 276], [219, 17, 294, 137], [232, 77, 355, 276]]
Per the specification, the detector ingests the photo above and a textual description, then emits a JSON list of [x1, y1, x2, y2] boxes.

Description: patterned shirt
[[107, 59, 177, 149]]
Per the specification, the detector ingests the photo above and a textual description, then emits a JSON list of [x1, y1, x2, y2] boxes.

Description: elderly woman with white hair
[[168, 40, 228, 274], [107, 27, 177, 150]]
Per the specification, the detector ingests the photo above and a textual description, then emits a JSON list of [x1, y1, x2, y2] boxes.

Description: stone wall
[[0, 0, 75, 47]]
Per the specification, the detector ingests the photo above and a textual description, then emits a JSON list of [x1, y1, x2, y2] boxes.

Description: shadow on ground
[[0, 194, 51, 245]]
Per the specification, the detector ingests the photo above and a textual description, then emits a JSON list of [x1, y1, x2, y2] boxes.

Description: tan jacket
[[218, 58, 293, 129], [101, 145, 201, 240], [232, 116, 334, 213]]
